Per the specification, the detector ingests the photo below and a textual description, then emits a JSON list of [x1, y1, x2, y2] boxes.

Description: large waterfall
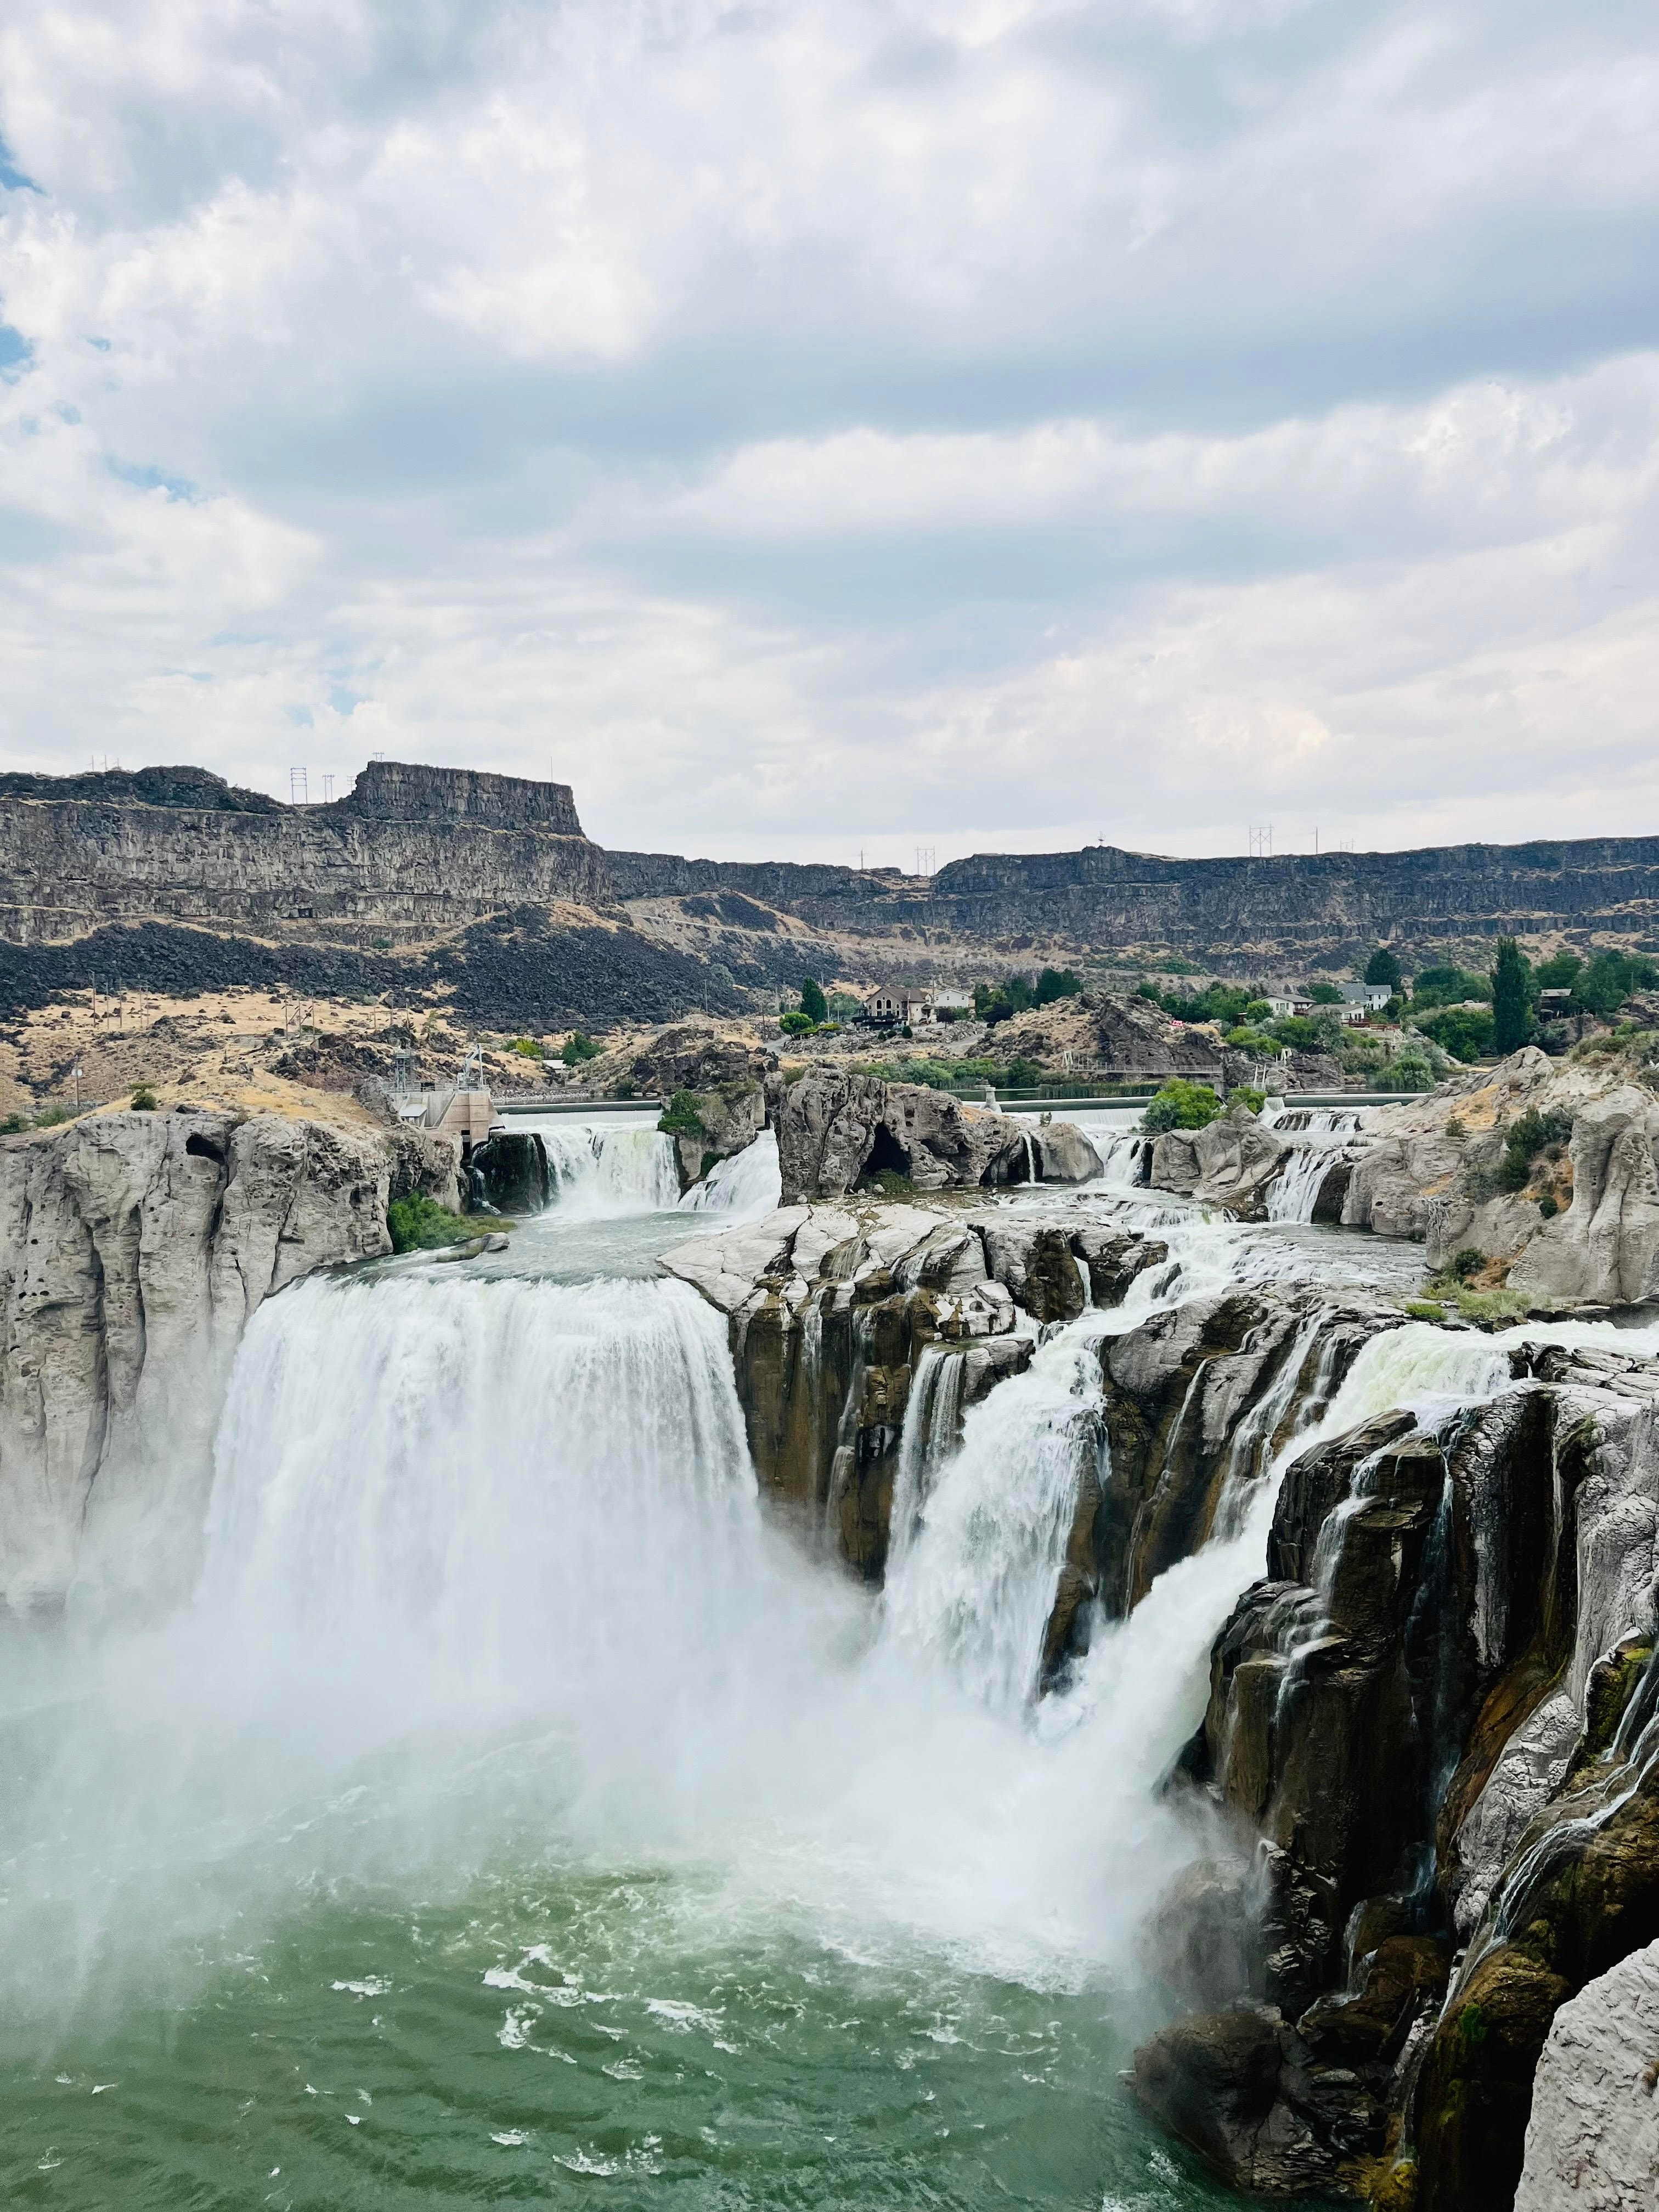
[[8, 1156, 1648, 2207]]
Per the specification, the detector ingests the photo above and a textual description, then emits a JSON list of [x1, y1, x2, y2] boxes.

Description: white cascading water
[[1266, 1105, 1370, 1224], [678, 1129, 783, 1218], [533, 1123, 781, 1220], [540, 1121, 683, 1215]]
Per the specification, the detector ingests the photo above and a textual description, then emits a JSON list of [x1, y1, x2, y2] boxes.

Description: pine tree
[[1491, 938, 1532, 1055], [1364, 946, 1402, 989], [799, 976, 828, 1025]]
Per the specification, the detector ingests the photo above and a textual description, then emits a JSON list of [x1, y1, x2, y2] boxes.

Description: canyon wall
[[0, 1107, 456, 1617], [7, 761, 1659, 972], [0, 760, 604, 946]]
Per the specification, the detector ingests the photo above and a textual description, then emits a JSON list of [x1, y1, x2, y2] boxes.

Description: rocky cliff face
[[659, 1198, 1163, 1585], [1135, 1337, 1659, 2209], [0, 759, 605, 947], [769, 1066, 1094, 1203], [0, 1108, 456, 1616], [15, 761, 1659, 976]]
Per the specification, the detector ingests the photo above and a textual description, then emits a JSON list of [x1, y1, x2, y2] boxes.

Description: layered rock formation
[[0, 759, 605, 947], [1136, 1337, 1659, 2209], [14, 760, 1659, 984], [0, 1108, 456, 1616], [1515, 1939, 1659, 2208], [768, 1066, 1094, 1203], [661, 1197, 1163, 1583]]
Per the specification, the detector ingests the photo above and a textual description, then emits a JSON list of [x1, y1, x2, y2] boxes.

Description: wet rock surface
[[1139, 1339, 1659, 2206]]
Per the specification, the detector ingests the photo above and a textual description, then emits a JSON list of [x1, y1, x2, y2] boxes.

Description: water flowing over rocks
[[0, 1108, 456, 1616], [1136, 1333, 1659, 2207], [769, 1066, 1094, 1203]]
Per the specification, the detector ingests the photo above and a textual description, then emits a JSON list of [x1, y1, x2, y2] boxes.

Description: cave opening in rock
[[860, 1123, 912, 1185]]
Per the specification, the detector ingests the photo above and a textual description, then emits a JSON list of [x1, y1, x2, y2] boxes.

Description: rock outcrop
[[769, 1066, 1095, 1203], [1149, 1097, 1289, 1214], [660, 1195, 1166, 1579], [0, 1108, 456, 1616], [1514, 1939, 1659, 2209], [1137, 1339, 1659, 2208]]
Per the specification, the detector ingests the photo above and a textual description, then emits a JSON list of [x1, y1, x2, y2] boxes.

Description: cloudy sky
[[1, 1, 1655, 867]]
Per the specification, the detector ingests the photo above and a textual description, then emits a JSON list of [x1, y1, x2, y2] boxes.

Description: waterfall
[[199, 1273, 770, 1729], [679, 1130, 783, 1218], [1266, 1106, 1369, 1224], [882, 1318, 1110, 1718], [539, 1121, 682, 1216], [887, 1345, 969, 1570]]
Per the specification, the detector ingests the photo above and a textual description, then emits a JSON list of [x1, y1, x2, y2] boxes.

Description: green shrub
[[1142, 1079, 1222, 1135], [1224, 1025, 1279, 1053], [130, 1085, 159, 1111], [612, 1078, 636, 1099], [1404, 1300, 1447, 1321], [1003, 1057, 1045, 1089], [1413, 1005, 1494, 1063], [1384, 1046, 1436, 1092], [507, 1037, 544, 1059], [1412, 964, 1491, 1010], [1538, 1193, 1559, 1218], [1497, 1107, 1574, 1192], [799, 977, 828, 1024], [1227, 1086, 1267, 1115], [561, 1032, 600, 1065], [868, 1167, 915, 1198], [778, 1010, 814, 1035], [1455, 1288, 1530, 1324], [0, 1111, 25, 1135], [387, 1194, 473, 1252], [658, 1087, 707, 1137]]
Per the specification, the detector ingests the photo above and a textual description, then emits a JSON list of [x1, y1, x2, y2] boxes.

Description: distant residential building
[[1537, 988, 1575, 1015], [865, 983, 935, 1025], [1340, 981, 1393, 1014], [1264, 993, 1311, 1019], [933, 988, 974, 1015]]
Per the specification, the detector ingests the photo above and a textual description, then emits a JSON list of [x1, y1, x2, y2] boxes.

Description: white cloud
[[0, 0, 1655, 864]]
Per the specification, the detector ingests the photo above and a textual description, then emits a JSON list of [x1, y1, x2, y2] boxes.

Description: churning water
[[7, 1160, 1630, 2209]]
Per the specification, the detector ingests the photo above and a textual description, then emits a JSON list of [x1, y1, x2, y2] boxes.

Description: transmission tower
[[289, 767, 309, 805]]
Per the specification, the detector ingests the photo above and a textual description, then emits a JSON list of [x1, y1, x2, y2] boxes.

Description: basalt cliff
[[7, 763, 1659, 1026]]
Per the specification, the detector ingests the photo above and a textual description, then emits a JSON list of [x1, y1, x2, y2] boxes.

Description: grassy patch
[[1404, 1300, 1447, 1321], [387, 1193, 475, 1253]]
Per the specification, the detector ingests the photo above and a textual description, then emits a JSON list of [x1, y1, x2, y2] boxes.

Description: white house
[[1264, 994, 1310, 1019], [1340, 981, 1394, 1014], [933, 988, 974, 1015]]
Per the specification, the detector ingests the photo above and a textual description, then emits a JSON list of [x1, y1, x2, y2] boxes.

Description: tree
[[1141, 1079, 1222, 1134], [1364, 946, 1403, 989], [1308, 982, 1344, 1005], [779, 1009, 813, 1035], [1033, 967, 1082, 1005], [1413, 1005, 1494, 1063], [800, 976, 828, 1025], [1491, 938, 1533, 1054]]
